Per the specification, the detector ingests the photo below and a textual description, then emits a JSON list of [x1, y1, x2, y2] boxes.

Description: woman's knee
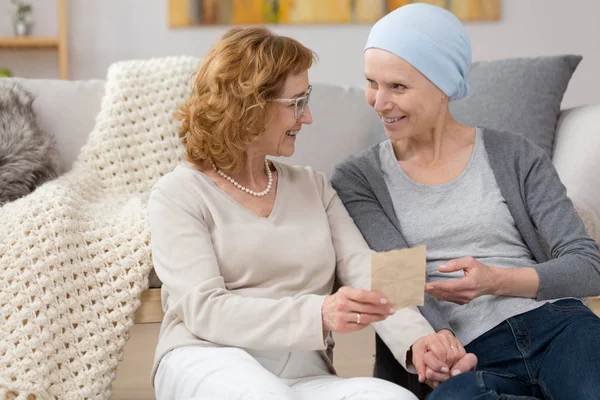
[[426, 372, 484, 400], [155, 346, 295, 400], [341, 377, 418, 400]]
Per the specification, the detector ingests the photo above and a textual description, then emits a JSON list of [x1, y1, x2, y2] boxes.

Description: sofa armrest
[[556, 105, 600, 312], [553, 104, 600, 240]]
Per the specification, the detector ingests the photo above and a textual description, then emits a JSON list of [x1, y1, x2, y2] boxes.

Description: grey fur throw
[[0, 81, 61, 205]]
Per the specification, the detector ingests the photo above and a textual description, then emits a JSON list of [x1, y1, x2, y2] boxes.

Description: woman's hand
[[322, 286, 394, 333], [411, 330, 476, 386], [424, 351, 478, 388], [425, 257, 497, 305]]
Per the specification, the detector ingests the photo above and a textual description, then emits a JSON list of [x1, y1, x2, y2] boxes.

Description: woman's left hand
[[424, 351, 478, 388], [425, 257, 497, 305], [411, 329, 477, 387]]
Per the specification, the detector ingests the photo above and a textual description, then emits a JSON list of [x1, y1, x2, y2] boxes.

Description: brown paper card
[[371, 245, 426, 309]]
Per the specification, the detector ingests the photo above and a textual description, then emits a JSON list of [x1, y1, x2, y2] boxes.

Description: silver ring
[[356, 313, 362, 324]]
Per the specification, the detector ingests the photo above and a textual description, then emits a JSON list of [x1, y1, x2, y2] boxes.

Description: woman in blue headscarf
[[332, 3, 600, 399]]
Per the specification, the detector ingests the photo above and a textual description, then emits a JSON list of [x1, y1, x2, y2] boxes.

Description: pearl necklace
[[214, 158, 273, 197]]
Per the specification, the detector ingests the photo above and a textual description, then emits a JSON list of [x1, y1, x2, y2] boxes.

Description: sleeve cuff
[[311, 295, 328, 350]]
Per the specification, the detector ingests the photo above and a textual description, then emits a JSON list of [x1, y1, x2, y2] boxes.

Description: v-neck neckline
[[187, 159, 283, 221]]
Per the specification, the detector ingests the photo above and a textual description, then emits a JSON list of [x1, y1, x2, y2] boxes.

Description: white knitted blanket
[[0, 56, 200, 400]]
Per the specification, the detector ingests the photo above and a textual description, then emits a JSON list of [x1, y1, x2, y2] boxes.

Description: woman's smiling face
[[364, 48, 447, 141], [250, 71, 313, 158]]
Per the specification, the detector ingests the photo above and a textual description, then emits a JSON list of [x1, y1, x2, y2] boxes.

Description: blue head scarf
[[365, 3, 472, 100]]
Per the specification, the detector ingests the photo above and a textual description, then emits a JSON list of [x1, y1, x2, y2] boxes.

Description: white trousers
[[154, 346, 417, 400]]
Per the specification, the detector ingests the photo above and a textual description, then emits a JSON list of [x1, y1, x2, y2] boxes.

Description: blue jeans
[[426, 299, 600, 400]]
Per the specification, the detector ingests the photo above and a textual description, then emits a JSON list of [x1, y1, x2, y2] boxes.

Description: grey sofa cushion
[[450, 55, 582, 157]]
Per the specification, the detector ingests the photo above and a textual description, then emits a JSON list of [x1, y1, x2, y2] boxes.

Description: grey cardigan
[[331, 128, 600, 331]]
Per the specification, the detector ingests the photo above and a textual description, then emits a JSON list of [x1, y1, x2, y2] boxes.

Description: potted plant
[[11, 0, 33, 36]]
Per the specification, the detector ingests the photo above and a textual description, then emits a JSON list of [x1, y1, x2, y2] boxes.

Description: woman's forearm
[[491, 266, 540, 298]]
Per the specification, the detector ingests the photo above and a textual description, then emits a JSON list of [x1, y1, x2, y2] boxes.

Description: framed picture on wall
[[168, 0, 501, 28]]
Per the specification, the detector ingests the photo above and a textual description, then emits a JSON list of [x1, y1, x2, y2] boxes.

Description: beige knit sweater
[[147, 161, 435, 383]]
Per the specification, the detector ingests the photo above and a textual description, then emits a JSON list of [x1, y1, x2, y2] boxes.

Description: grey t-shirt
[[379, 128, 549, 345]]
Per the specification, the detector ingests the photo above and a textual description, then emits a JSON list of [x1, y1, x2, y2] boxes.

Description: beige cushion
[[589, 297, 600, 317]]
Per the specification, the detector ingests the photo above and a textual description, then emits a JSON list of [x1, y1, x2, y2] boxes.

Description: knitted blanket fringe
[[0, 56, 200, 400]]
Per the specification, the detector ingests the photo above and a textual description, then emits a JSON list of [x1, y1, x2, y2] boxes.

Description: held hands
[[425, 257, 497, 305], [322, 286, 395, 333], [411, 330, 478, 388]]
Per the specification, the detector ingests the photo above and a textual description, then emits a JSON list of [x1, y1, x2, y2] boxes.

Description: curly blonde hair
[[176, 27, 317, 172]]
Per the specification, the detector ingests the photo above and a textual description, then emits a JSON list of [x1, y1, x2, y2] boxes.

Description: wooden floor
[[111, 323, 160, 400], [111, 299, 600, 400]]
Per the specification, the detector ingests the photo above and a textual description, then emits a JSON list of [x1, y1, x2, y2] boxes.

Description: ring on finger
[[356, 313, 362, 324]]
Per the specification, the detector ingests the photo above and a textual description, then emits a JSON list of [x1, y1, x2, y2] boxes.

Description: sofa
[[3, 54, 600, 399]]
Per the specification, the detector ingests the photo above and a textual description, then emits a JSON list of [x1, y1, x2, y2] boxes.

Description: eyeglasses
[[272, 85, 312, 120]]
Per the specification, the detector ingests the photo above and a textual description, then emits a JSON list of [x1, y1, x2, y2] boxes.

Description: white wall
[[1, 0, 598, 108]]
